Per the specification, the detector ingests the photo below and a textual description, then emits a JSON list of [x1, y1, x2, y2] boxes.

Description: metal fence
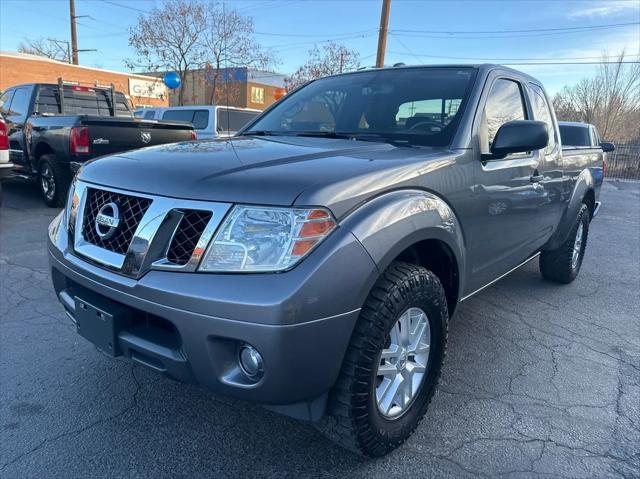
[[606, 144, 640, 181]]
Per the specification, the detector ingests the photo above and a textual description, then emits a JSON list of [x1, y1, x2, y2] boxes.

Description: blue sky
[[1, 0, 639, 94]]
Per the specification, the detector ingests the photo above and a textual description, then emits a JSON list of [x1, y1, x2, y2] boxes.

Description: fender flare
[[545, 168, 594, 250], [341, 189, 466, 295]]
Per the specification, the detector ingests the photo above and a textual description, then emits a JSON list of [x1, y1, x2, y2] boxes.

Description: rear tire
[[539, 203, 589, 284], [38, 155, 69, 208], [316, 261, 448, 457]]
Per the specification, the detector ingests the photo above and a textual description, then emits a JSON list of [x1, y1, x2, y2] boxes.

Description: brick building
[[146, 67, 287, 110], [0, 51, 169, 107]]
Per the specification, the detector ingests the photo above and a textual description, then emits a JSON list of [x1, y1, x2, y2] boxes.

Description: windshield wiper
[[245, 130, 418, 148], [289, 131, 354, 139], [242, 130, 286, 136], [348, 133, 419, 148]]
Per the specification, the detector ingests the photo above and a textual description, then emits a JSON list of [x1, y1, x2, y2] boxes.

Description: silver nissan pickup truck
[[48, 64, 606, 456]]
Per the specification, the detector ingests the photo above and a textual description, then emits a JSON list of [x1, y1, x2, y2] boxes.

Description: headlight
[[65, 179, 80, 233], [199, 206, 336, 272]]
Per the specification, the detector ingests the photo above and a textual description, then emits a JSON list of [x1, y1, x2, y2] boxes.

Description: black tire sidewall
[[353, 267, 448, 453], [368, 292, 447, 443], [540, 203, 590, 284], [38, 155, 68, 208]]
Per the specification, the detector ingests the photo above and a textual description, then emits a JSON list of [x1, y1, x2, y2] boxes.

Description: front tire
[[317, 261, 448, 456], [38, 155, 69, 208], [539, 203, 590, 284]]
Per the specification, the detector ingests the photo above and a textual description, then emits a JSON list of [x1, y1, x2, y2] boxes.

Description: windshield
[[245, 67, 476, 147]]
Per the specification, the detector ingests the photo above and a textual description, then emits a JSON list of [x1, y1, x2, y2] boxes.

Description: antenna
[[222, 2, 239, 162], [224, 2, 232, 140]]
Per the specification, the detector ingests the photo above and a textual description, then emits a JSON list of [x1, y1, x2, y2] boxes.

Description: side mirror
[[600, 141, 615, 153], [488, 120, 549, 159]]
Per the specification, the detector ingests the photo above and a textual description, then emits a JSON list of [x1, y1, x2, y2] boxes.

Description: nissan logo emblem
[[95, 202, 121, 240], [141, 131, 152, 144]]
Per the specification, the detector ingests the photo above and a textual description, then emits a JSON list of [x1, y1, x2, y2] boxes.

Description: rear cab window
[[559, 125, 592, 147], [35, 85, 132, 117]]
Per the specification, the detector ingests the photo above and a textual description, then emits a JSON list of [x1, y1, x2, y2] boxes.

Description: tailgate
[[82, 117, 194, 157]]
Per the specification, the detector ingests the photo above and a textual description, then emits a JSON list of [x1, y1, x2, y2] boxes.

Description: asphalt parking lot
[[1, 180, 638, 479]]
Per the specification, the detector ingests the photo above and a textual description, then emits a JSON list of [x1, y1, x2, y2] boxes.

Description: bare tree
[[202, 4, 274, 105], [553, 51, 640, 142], [127, 0, 208, 105], [18, 38, 70, 62], [286, 42, 361, 91], [127, 0, 275, 106]]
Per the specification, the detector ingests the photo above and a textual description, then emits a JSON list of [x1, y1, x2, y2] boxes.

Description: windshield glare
[[246, 67, 476, 146]]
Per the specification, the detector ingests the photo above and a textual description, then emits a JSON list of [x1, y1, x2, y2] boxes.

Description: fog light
[[239, 344, 264, 380]]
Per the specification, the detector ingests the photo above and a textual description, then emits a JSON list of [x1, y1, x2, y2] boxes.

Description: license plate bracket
[[75, 294, 131, 357]]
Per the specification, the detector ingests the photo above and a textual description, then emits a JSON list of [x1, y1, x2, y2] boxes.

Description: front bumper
[[48, 212, 378, 419]]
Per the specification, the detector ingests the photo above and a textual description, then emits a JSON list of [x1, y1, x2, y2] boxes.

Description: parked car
[[49, 64, 605, 456], [559, 121, 615, 151], [134, 105, 260, 139], [0, 114, 13, 205], [0, 80, 196, 207], [559, 121, 614, 183]]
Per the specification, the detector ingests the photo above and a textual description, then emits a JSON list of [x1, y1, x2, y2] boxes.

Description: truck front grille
[[82, 188, 152, 254], [166, 210, 213, 265]]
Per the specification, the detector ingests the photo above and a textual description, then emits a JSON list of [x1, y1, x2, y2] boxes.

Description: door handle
[[530, 173, 544, 183]]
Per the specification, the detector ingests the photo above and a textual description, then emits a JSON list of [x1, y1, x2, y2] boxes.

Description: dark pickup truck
[[48, 64, 605, 456], [0, 81, 195, 206]]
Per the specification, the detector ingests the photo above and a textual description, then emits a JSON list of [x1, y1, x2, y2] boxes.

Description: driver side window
[[480, 79, 527, 154]]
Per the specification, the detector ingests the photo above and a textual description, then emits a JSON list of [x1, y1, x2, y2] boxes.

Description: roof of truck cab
[[558, 121, 591, 128], [5, 83, 122, 89], [323, 63, 543, 86]]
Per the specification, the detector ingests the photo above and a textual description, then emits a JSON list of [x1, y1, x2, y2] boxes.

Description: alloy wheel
[[375, 307, 431, 419], [572, 222, 584, 269], [40, 164, 55, 201]]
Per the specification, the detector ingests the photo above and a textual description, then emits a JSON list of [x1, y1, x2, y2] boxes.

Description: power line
[[391, 21, 639, 35], [254, 28, 376, 38], [391, 29, 639, 40], [98, 0, 147, 13], [236, 0, 297, 13], [504, 62, 640, 66], [384, 52, 640, 66], [265, 32, 377, 51], [387, 40, 640, 62]]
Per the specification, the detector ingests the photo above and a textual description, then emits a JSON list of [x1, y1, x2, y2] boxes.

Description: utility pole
[[375, 0, 391, 68], [69, 0, 96, 65], [69, 0, 79, 64]]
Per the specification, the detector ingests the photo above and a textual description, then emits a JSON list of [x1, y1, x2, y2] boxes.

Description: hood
[[79, 136, 457, 218]]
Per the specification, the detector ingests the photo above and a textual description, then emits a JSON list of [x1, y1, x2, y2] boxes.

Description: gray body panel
[[48, 64, 604, 417]]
